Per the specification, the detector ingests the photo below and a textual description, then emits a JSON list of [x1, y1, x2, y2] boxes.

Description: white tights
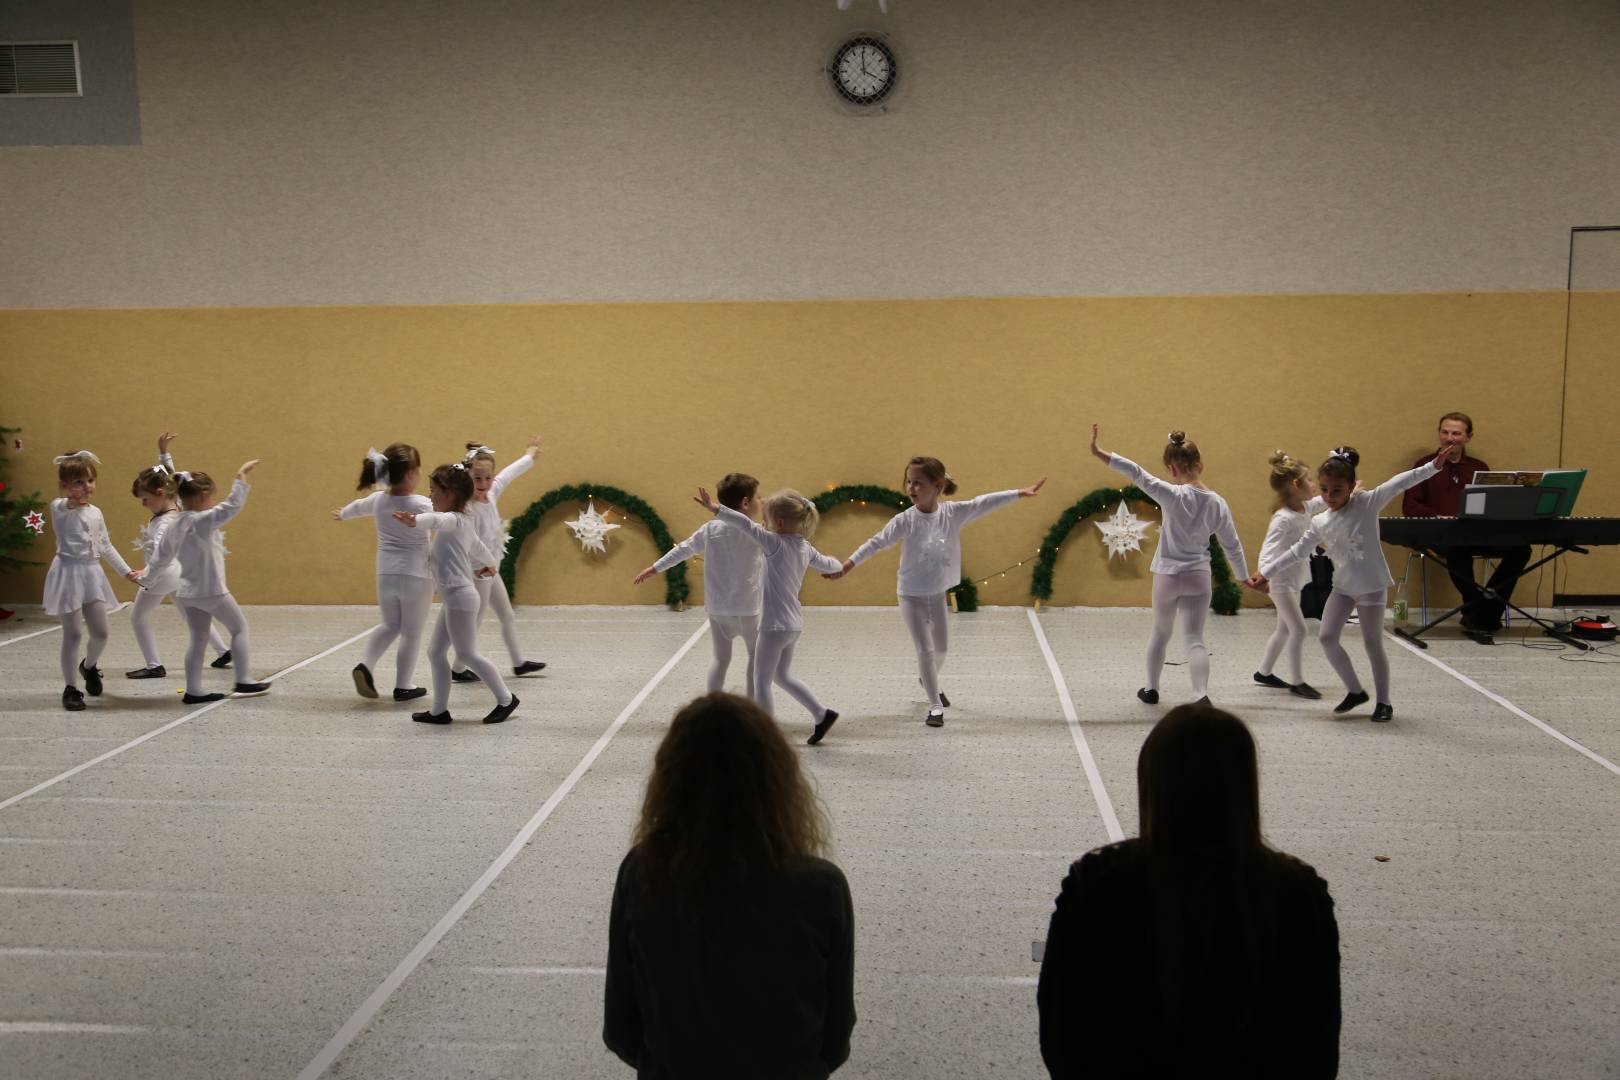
[[899, 593, 949, 707], [129, 588, 227, 668], [1258, 586, 1307, 685], [1147, 570, 1212, 697], [707, 614, 759, 695], [180, 593, 252, 693], [361, 573, 433, 690], [453, 575, 527, 672], [60, 601, 111, 686], [752, 629, 826, 721], [1318, 588, 1391, 702], [431, 586, 511, 715]]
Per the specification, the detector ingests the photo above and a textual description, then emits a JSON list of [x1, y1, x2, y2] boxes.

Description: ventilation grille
[[0, 42, 82, 97]]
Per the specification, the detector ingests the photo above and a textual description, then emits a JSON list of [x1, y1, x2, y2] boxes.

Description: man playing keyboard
[[1400, 411, 1532, 644]]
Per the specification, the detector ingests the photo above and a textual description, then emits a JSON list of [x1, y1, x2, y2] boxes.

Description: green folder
[[1536, 469, 1585, 517]]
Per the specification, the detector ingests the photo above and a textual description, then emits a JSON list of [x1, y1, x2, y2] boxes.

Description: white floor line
[[0, 601, 135, 650], [0, 626, 376, 814], [1389, 634, 1620, 777], [1026, 609, 1124, 843], [296, 620, 711, 1080]]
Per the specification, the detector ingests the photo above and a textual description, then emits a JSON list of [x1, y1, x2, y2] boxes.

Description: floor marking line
[[1388, 634, 1620, 777], [0, 602, 137, 650], [0, 626, 376, 814], [0, 1022, 153, 1035], [295, 620, 710, 1080], [1026, 609, 1124, 842]]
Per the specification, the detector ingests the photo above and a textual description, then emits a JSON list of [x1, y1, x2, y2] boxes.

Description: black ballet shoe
[[808, 709, 839, 745], [482, 696, 520, 724], [63, 686, 86, 711], [210, 651, 232, 669], [1333, 690, 1370, 714], [182, 691, 225, 704], [1253, 671, 1290, 689], [512, 660, 546, 676], [925, 707, 946, 728], [351, 663, 378, 699], [125, 664, 166, 679], [78, 660, 103, 697], [232, 682, 271, 697], [393, 687, 427, 702], [1370, 703, 1394, 723], [451, 668, 479, 683], [1289, 681, 1323, 700], [1136, 688, 1159, 705], [412, 709, 453, 725], [1194, 696, 1212, 706]]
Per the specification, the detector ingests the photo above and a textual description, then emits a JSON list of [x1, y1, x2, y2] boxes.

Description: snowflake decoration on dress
[[24, 510, 46, 535], [1095, 501, 1154, 559], [1325, 528, 1364, 566], [564, 501, 620, 555]]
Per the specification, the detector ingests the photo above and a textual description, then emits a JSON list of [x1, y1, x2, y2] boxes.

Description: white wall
[[2, 0, 1618, 308]]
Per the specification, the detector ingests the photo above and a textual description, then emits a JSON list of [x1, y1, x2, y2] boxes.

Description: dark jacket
[[604, 847, 856, 1079], [1038, 840, 1340, 1079]]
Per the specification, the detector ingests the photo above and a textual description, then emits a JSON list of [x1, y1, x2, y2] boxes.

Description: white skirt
[[43, 557, 118, 616]]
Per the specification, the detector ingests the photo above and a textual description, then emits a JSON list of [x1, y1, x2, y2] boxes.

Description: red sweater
[[1401, 452, 1488, 518]]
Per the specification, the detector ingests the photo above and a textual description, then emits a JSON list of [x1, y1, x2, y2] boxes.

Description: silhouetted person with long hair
[[604, 692, 856, 1078], [1038, 704, 1340, 1078]]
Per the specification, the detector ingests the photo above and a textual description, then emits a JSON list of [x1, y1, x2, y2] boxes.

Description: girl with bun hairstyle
[[1090, 426, 1252, 707], [126, 432, 232, 680], [147, 458, 270, 703], [1252, 451, 1325, 700], [827, 456, 1045, 728], [333, 442, 433, 702], [694, 485, 844, 745], [393, 463, 518, 726], [447, 437, 547, 684], [1255, 444, 1448, 723]]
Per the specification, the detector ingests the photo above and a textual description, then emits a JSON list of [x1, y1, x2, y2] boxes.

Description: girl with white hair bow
[[44, 449, 142, 711]]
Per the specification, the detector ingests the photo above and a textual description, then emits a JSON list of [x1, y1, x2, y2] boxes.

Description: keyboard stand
[[1391, 543, 1595, 651]]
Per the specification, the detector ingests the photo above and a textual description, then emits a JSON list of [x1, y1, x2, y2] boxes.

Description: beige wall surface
[[6, 289, 1605, 608], [2, 0, 1619, 309]]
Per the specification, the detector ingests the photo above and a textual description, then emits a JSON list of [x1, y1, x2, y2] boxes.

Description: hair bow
[[52, 450, 102, 466], [366, 447, 389, 485], [451, 462, 468, 472], [175, 470, 193, 483], [1328, 448, 1352, 461], [463, 445, 494, 463]]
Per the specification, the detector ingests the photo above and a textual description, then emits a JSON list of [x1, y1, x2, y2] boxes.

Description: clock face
[[831, 36, 896, 106]]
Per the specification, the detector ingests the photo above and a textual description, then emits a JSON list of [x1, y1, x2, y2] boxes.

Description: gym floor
[[2, 603, 1616, 1079]]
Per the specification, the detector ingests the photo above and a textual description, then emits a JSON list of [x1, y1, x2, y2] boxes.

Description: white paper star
[[564, 501, 620, 555], [1095, 501, 1154, 559], [24, 510, 46, 535]]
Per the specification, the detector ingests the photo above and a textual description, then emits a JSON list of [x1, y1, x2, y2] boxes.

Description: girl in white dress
[[126, 432, 231, 680], [694, 486, 843, 745], [334, 443, 433, 702], [1090, 426, 1252, 706], [44, 450, 141, 711], [393, 463, 518, 725], [449, 438, 546, 683], [146, 460, 270, 703], [828, 457, 1044, 727], [1257, 445, 1446, 723], [1252, 451, 1325, 700], [633, 472, 764, 696]]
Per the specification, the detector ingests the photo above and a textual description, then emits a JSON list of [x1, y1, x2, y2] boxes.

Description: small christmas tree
[[0, 426, 47, 576]]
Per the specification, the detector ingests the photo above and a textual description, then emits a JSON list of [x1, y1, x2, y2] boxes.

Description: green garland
[[504, 483, 689, 609], [1031, 486, 1242, 615], [810, 484, 910, 515], [0, 426, 46, 574]]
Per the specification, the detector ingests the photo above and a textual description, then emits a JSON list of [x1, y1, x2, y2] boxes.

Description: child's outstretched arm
[[157, 431, 179, 473], [1366, 446, 1448, 510], [490, 435, 543, 499], [1089, 424, 1111, 464], [634, 521, 707, 584]]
